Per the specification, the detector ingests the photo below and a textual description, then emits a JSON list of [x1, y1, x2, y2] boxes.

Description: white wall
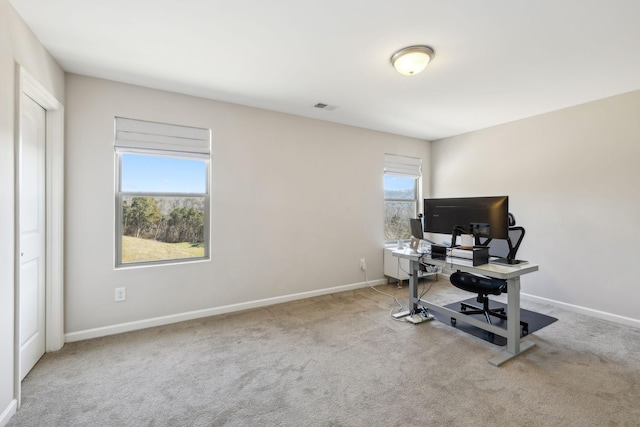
[[64, 74, 430, 336], [431, 90, 640, 325], [0, 0, 65, 424]]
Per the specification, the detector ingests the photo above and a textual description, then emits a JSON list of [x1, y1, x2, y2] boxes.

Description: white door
[[19, 93, 46, 380]]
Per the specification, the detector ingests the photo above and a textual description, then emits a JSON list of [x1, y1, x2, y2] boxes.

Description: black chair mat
[[431, 298, 558, 346]]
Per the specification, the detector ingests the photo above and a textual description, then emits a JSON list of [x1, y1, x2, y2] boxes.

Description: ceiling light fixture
[[390, 45, 435, 76]]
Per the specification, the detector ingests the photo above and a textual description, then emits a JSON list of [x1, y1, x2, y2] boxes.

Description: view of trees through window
[[384, 175, 418, 241], [117, 152, 209, 265], [122, 196, 205, 263], [121, 196, 205, 263]]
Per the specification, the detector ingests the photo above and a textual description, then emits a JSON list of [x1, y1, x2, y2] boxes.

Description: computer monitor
[[409, 218, 424, 239], [423, 196, 509, 242]]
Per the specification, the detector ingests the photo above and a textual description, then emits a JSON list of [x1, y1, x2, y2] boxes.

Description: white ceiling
[[10, 0, 640, 140]]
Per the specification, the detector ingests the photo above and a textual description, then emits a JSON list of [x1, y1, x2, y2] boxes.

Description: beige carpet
[[8, 278, 640, 426]]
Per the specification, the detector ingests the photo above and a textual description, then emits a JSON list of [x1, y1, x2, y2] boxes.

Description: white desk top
[[392, 248, 539, 280]]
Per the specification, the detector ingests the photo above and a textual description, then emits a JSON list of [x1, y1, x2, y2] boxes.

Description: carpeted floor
[[8, 278, 640, 426]]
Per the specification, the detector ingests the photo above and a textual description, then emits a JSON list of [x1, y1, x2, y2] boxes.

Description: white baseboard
[[0, 399, 17, 427], [65, 278, 387, 343], [521, 292, 640, 329]]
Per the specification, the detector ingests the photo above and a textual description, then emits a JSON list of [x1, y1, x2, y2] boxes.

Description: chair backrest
[[480, 226, 525, 259]]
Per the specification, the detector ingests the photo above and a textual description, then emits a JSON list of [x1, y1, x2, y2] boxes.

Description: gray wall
[[432, 90, 640, 325], [0, 0, 65, 422], [64, 74, 430, 336]]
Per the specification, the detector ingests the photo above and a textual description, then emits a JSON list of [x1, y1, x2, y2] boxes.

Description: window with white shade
[[114, 117, 211, 267], [384, 154, 421, 242]]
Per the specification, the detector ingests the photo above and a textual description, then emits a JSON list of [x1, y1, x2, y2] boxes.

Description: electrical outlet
[[360, 258, 367, 270], [115, 287, 126, 302]]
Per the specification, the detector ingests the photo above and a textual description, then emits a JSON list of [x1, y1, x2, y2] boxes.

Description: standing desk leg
[[507, 276, 521, 354], [489, 276, 536, 366], [409, 259, 420, 313]]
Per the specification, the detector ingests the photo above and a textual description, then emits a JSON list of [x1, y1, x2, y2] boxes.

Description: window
[[115, 117, 211, 267], [384, 154, 421, 241]]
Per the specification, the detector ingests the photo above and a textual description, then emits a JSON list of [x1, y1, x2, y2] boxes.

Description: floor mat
[[431, 298, 558, 346]]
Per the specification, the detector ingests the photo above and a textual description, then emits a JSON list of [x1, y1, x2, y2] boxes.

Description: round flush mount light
[[390, 45, 435, 76]]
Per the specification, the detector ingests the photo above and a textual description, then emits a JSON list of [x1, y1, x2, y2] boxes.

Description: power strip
[[392, 310, 411, 319]]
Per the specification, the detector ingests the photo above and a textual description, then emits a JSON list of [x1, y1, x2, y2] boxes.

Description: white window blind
[[115, 117, 211, 156], [384, 154, 422, 178]]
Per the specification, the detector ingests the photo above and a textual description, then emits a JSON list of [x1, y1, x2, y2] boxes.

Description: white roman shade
[[114, 117, 211, 156], [384, 154, 422, 178]]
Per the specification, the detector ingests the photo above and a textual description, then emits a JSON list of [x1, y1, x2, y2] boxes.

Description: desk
[[383, 247, 438, 283], [392, 248, 539, 366]]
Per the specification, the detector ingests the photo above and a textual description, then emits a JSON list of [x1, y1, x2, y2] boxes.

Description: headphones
[[508, 213, 516, 227]]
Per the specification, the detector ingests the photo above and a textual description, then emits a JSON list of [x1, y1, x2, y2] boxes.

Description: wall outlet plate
[[115, 287, 126, 302]]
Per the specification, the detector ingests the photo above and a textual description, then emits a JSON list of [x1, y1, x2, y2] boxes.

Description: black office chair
[[449, 214, 528, 334], [479, 214, 525, 263]]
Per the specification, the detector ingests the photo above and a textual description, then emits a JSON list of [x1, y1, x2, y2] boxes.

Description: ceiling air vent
[[314, 102, 336, 111]]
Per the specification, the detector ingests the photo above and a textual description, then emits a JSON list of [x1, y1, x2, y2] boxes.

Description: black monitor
[[423, 196, 509, 242], [409, 218, 424, 239]]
